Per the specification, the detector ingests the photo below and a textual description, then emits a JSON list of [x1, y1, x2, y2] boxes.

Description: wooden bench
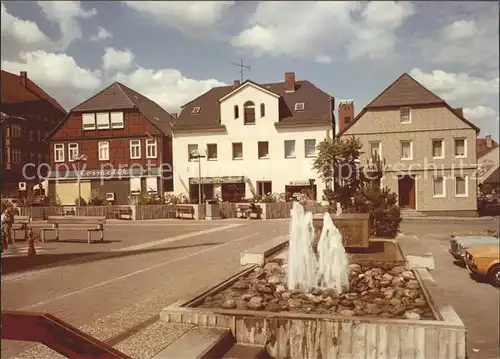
[[110, 206, 132, 220], [12, 216, 31, 242], [176, 205, 194, 219], [41, 216, 106, 244], [236, 204, 261, 219]]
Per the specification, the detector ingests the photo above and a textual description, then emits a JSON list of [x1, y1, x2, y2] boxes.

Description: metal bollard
[[27, 228, 36, 257]]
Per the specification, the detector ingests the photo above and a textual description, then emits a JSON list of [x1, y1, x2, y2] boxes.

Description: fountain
[[160, 203, 467, 358]]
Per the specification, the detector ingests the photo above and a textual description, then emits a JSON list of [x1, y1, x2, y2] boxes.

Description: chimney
[[328, 97, 335, 135], [338, 100, 354, 134], [285, 72, 295, 93], [20, 71, 27, 88], [233, 80, 240, 89], [486, 134, 492, 148]]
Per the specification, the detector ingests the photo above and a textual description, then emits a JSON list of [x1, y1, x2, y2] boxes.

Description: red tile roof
[[484, 167, 499, 185], [477, 137, 499, 158]]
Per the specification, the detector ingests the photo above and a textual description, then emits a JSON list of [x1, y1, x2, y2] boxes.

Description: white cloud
[[90, 26, 113, 42], [441, 20, 479, 41], [231, 1, 413, 62], [122, 1, 235, 37], [102, 48, 134, 72], [464, 106, 497, 122], [114, 67, 225, 111], [37, 1, 96, 50], [410, 68, 499, 104], [1, 51, 102, 109], [1, 3, 51, 59]]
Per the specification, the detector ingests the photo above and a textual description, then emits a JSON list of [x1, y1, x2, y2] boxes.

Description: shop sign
[[190, 176, 246, 185], [288, 180, 310, 186]]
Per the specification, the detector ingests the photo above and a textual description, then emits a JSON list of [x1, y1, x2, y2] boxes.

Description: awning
[[189, 176, 246, 185]]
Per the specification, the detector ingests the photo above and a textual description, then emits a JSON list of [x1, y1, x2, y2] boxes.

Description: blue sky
[[1, 1, 498, 139]]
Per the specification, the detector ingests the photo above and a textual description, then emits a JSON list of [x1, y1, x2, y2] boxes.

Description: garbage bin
[[205, 200, 221, 220]]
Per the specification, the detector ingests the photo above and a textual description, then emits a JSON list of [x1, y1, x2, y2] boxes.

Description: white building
[[172, 72, 335, 202]]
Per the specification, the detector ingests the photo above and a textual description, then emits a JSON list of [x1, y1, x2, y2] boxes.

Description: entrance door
[[398, 175, 415, 209]]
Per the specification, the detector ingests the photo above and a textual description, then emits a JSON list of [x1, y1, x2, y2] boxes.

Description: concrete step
[[401, 210, 426, 217], [221, 343, 269, 359], [151, 326, 234, 359]]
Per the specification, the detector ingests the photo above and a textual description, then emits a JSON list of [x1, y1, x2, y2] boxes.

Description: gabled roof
[[338, 72, 480, 136], [174, 79, 333, 131], [484, 167, 500, 185], [1, 70, 67, 114], [217, 80, 280, 103], [47, 82, 175, 139], [477, 137, 499, 158]]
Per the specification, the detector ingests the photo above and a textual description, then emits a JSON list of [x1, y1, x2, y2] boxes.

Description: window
[[294, 102, 305, 111], [130, 177, 141, 194], [146, 177, 158, 194], [11, 125, 21, 137], [304, 139, 316, 157], [455, 176, 468, 197], [188, 144, 198, 161], [96, 112, 110, 129], [400, 107, 411, 123], [192, 107, 201, 114], [244, 101, 255, 125], [99, 141, 109, 161], [454, 138, 466, 157], [54, 144, 65, 162], [260, 103, 266, 117], [37, 129, 41, 142], [146, 138, 157, 159], [258, 141, 269, 159], [29, 130, 34, 142], [82, 113, 96, 130], [433, 176, 445, 197], [110, 112, 124, 129], [284, 140, 296, 158], [401, 141, 412, 160], [130, 140, 141, 159], [234, 105, 239, 119], [257, 181, 272, 196], [12, 149, 21, 163], [68, 143, 79, 161], [232, 142, 243, 159], [207, 144, 217, 160], [432, 139, 444, 159], [370, 141, 382, 158]]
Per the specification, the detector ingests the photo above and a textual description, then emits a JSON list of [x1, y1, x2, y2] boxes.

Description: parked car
[[464, 244, 500, 287], [449, 235, 500, 264]]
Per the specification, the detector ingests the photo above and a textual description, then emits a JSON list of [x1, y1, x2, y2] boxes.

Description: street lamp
[[72, 154, 87, 215], [189, 150, 205, 204]]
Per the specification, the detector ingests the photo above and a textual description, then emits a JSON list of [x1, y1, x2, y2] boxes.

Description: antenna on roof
[[229, 57, 251, 83]]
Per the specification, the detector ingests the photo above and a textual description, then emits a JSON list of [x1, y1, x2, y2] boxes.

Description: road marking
[[113, 223, 243, 252], [19, 232, 259, 310]]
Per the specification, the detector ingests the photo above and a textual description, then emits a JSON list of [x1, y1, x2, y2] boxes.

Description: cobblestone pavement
[[1, 217, 499, 358]]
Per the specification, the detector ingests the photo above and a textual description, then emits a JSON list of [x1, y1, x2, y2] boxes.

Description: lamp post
[[72, 154, 87, 215], [190, 150, 205, 204]]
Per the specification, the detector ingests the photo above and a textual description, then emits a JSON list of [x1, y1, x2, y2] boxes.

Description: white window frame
[[188, 144, 199, 161], [432, 139, 445, 159], [146, 138, 157, 159], [96, 112, 110, 130], [284, 140, 296, 158], [146, 177, 158, 194], [129, 177, 141, 194], [400, 107, 411, 124], [454, 175, 468, 197], [294, 102, 305, 111], [258, 141, 269, 159], [454, 138, 467, 158], [110, 112, 124, 129], [232, 143, 243, 160], [98, 141, 109, 161], [82, 113, 96, 130], [130, 140, 141, 159], [54, 144, 65, 163], [400, 141, 413, 160], [304, 139, 317, 158], [12, 148, 21, 163], [433, 176, 446, 198], [369, 141, 382, 159], [207, 143, 218, 160], [68, 143, 79, 161]]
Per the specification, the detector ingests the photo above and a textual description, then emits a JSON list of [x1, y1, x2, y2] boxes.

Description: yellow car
[[465, 244, 500, 287]]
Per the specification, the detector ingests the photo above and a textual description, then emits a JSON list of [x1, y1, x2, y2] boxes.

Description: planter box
[[313, 213, 371, 248]]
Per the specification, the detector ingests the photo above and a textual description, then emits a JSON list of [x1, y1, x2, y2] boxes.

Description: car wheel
[[488, 265, 500, 287]]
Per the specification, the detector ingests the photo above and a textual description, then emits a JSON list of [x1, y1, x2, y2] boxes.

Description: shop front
[[285, 180, 317, 201], [189, 176, 246, 203]]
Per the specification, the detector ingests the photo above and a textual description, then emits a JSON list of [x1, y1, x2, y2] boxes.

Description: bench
[[12, 216, 31, 242], [109, 206, 132, 220], [236, 203, 261, 219], [176, 205, 194, 219], [41, 216, 106, 244]]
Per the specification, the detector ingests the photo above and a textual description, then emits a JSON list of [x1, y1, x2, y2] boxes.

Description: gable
[[218, 81, 280, 103]]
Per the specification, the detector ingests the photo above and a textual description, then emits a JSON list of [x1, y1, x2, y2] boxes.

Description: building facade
[[172, 72, 335, 202], [1, 70, 67, 197], [339, 73, 479, 216], [46, 82, 174, 205], [476, 135, 499, 193]]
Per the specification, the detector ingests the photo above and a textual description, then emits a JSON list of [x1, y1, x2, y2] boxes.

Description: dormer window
[[192, 107, 201, 114], [295, 102, 305, 111], [234, 105, 239, 119], [244, 101, 255, 125]]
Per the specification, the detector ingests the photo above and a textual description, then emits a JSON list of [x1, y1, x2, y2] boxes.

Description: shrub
[[88, 193, 105, 206]]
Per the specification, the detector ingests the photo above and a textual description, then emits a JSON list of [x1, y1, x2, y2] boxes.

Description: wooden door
[[398, 176, 415, 209]]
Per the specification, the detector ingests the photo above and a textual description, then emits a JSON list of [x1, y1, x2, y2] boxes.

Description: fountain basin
[[160, 263, 466, 359], [313, 213, 371, 248]]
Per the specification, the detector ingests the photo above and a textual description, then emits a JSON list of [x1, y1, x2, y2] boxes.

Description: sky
[[1, 1, 499, 139]]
